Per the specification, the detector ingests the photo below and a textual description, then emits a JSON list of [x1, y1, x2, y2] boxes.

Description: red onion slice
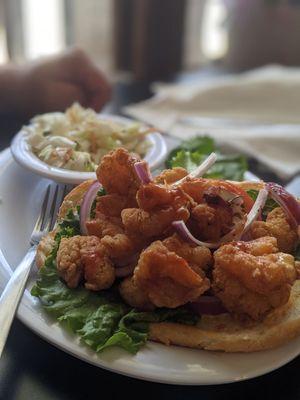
[[173, 152, 217, 187], [189, 296, 226, 315], [172, 220, 242, 249], [80, 180, 102, 235], [267, 182, 300, 234], [242, 187, 269, 235], [172, 195, 246, 249], [115, 264, 136, 278], [134, 161, 152, 184]]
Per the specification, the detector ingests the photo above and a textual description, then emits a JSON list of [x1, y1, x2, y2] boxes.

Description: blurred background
[[2, 0, 300, 82], [1, 0, 300, 179]]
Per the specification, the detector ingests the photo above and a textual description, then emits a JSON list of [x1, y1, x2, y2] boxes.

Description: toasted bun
[[36, 180, 94, 269], [149, 281, 300, 352], [36, 179, 300, 352], [58, 180, 94, 219]]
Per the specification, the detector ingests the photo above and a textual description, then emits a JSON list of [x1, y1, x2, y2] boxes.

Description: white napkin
[[124, 65, 300, 179]]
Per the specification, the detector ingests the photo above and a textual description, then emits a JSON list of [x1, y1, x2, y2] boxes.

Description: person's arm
[[0, 48, 111, 119]]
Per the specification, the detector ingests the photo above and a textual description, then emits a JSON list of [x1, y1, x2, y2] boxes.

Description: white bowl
[[11, 114, 167, 184]]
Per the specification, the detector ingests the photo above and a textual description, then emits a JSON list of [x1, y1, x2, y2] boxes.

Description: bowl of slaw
[[11, 103, 167, 184]]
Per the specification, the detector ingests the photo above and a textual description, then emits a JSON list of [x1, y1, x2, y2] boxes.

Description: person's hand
[[6, 48, 111, 118]]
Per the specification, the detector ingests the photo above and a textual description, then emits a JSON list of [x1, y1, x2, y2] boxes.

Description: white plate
[[10, 114, 167, 184], [1, 149, 300, 385]]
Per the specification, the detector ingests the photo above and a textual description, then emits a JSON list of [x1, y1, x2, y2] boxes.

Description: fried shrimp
[[121, 206, 190, 238], [136, 182, 190, 212], [134, 241, 210, 308], [101, 233, 145, 264], [96, 148, 140, 199], [162, 234, 212, 273], [190, 203, 233, 242], [136, 183, 176, 211], [96, 194, 128, 217], [86, 213, 123, 238], [251, 207, 298, 253], [81, 245, 115, 291], [212, 237, 297, 320], [154, 167, 188, 184], [119, 276, 154, 311], [179, 178, 211, 203], [56, 235, 115, 291]]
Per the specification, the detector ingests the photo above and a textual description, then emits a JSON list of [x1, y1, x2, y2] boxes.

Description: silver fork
[[0, 183, 67, 357]]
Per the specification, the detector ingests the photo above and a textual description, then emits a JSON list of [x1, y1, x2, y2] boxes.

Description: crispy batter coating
[[56, 235, 115, 291], [121, 206, 190, 238], [162, 234, 212, 273], [134, 241, 210, 308], [212, 237, 296, 320], [233, 236, 278, 256], [101, 233, 145, 264], [136, 183, 175, 211], [190, 203, 233, 242], [154, 167, 188, 185], [96, 148, 140, 198], [86, 213, 123, 238], [81, 245, 115, 291], [179, 178, 210, 203], [96, 194, 128, 217], [119, 276, 154, 311], [136, 182, 190, 212], [251, 207, 298, 253]]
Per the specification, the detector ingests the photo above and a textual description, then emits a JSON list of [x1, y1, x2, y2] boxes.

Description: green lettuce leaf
[[55, 207, 81, 241], [247, 189, 279, 219], [166, 136, 247, 181], [31, 208, 198, 354], [78, 303, 127, 350], [166, 136, 215, 165]]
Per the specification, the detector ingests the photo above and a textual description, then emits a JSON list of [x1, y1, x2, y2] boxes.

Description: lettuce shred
[[166, 136, 248, 181]]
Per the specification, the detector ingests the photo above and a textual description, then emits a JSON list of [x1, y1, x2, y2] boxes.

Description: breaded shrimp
[[162, 234, 212, 273], [119, 276, 154, 311], [96, 194, 128, 217], [212, 237, 296, 320], [81, 245, 115, 291], [56, 235, 115, 291], [96, 148, 140, 198], [121, 206, 190, 238], [251, 207, 298, 253], [179, 178, 210, 203], [134, 241, 210, 308], [86, 213, 123, 238], [232, 235, 278, 256], [136, 182, 191, 212], [136, 183, 175, 211], [154, 167, 188, 185], [101, 233, 145, 264], [190, 203, 233, 242]]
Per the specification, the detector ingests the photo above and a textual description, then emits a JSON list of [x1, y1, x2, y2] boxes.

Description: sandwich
[[32, 148, 300, 353]]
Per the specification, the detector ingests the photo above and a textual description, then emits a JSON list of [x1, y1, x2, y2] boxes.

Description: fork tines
[[30, 184, 68, 246]]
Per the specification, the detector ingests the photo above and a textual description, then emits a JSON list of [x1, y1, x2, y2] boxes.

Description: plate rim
[[0, 148, 300, 385], [15, 305, 300, 386]]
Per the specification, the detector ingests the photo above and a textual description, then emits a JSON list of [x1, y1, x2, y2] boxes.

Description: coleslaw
[[26, 103, 151, 172]]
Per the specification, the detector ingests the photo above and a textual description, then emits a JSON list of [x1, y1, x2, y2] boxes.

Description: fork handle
[[0, 246, 36, 357]]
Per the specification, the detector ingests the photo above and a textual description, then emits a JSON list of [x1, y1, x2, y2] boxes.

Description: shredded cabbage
[[26, 103, 151, 172]]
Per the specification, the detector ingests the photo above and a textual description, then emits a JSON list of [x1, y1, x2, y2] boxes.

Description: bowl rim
[[10, 114, 167, 184]]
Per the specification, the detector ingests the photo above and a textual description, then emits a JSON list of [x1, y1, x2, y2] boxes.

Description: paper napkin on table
[[123, 65, 300, 180]]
